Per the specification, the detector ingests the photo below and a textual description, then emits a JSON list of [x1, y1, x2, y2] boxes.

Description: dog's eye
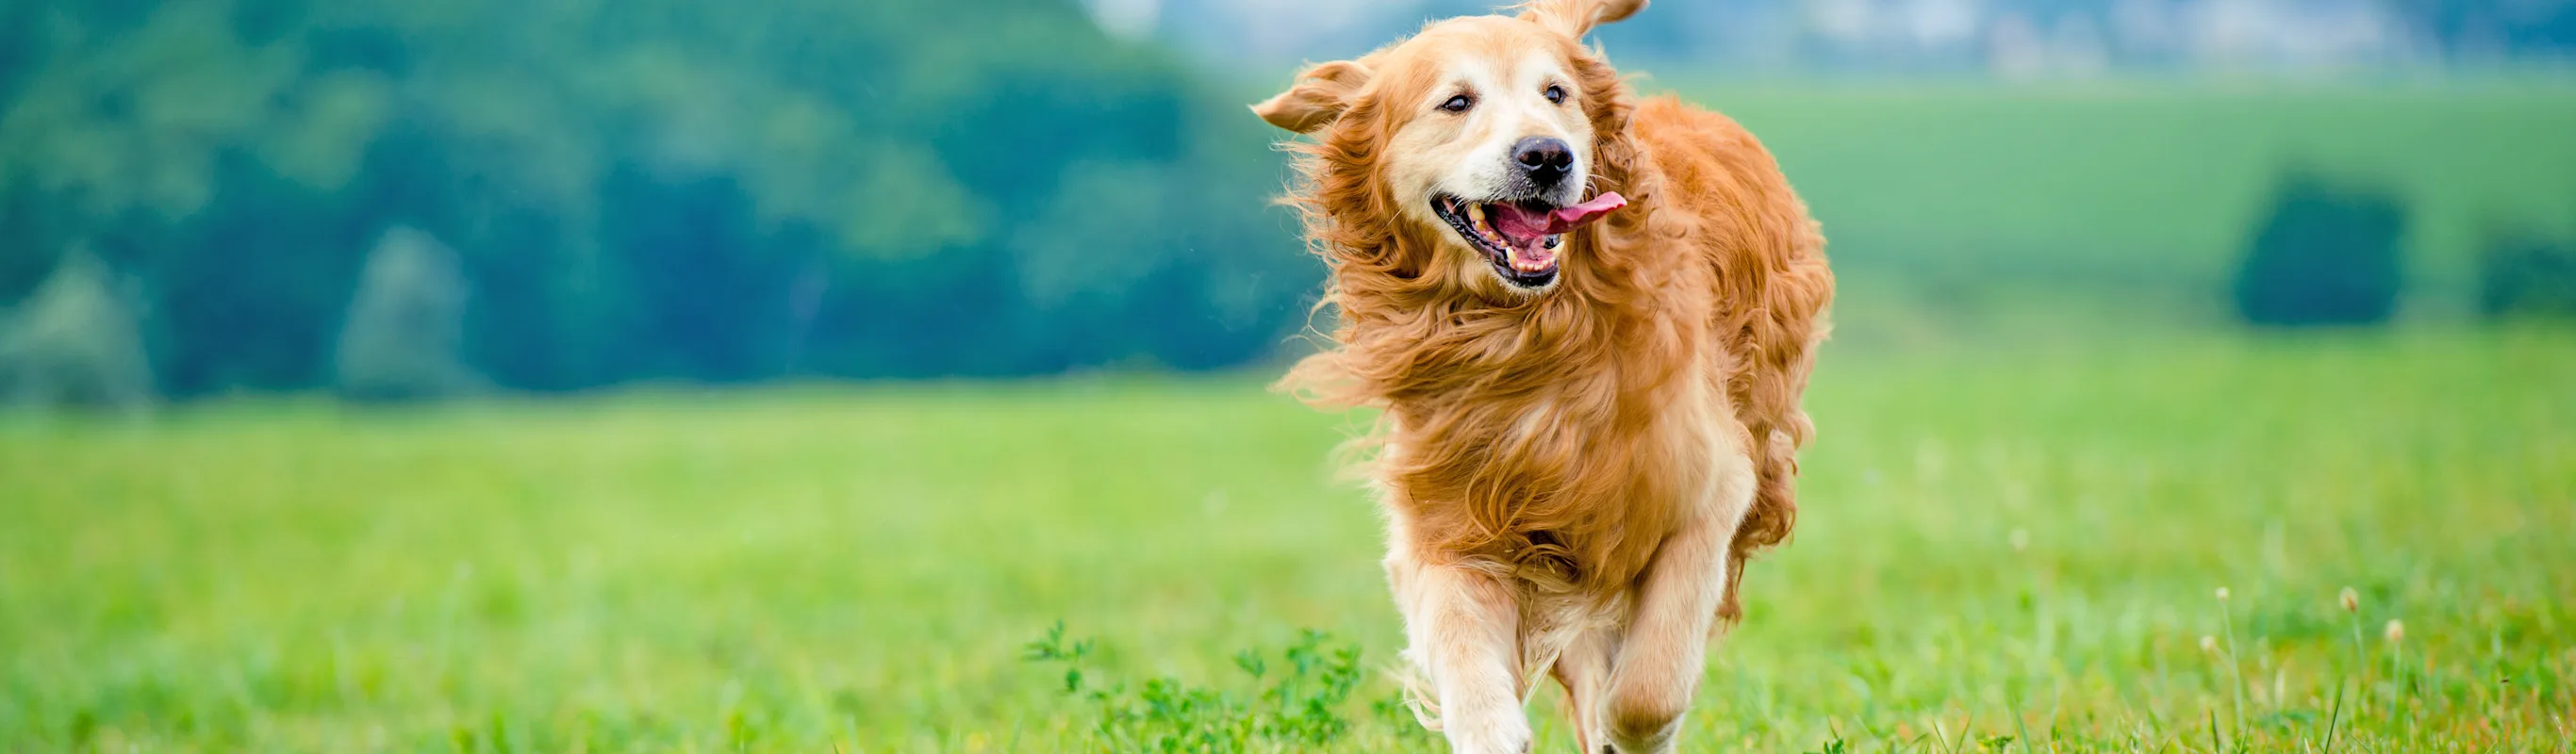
[[1439, 94, 1474, 113], [1544, 85, 1568, 105]]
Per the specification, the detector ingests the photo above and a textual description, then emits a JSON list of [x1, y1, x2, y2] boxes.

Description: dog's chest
[[1491, 387, 1724, 504], [1389, 379, 1729, 585]]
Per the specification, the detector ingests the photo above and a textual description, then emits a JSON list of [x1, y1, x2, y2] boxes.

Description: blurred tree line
[[0, 0, 1314, 405], [2233, 168, 2576, 328]]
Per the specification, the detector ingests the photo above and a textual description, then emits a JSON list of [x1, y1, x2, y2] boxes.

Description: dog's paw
[[1601, 730, 1677, 754], [1442, 712, 1532, 754]]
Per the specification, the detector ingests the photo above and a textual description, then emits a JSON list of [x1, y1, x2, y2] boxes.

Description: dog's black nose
[[1512, 136, 1574, 187]]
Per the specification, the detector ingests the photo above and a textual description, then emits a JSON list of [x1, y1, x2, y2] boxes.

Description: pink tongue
[[1492, 192, 1629, 242]]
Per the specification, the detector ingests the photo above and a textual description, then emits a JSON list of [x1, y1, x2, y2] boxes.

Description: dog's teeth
[[1469, 205, 1509, 246]]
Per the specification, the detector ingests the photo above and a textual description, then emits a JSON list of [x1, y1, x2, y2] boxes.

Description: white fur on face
[[1384, 44, 1596, 287]]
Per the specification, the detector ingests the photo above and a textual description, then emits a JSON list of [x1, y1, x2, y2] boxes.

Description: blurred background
[[0, 0, 2569, 405], [3, 1, 2575, 751]]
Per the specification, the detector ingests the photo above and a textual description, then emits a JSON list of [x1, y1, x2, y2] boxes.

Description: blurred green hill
[[1683, 81, 2576, 331]]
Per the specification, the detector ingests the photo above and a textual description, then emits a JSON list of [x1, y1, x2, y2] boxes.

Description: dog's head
[[1254, 0, 1642, 297]]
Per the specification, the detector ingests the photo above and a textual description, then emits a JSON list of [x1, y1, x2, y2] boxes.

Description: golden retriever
[[1251, 1, 1834, 751]]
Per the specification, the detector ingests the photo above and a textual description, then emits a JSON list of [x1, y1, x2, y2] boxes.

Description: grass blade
[[2320, 682, 2345, 754], [2008, 687, 2036, 754]]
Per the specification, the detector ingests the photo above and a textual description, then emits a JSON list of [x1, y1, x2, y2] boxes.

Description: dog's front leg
[[1391, 552, 1531, 754], [1603, 455, 1756, 754]]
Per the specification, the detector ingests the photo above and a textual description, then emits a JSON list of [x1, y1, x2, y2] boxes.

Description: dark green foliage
[[1025, 623, 1373, 753], [2477, 231, 2576, 320], [2232, 171, 2409, 327], [0, 0, 1313, 398]]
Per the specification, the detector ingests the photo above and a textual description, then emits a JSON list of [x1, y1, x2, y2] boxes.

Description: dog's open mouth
[[1430, 192, 1628, 287]]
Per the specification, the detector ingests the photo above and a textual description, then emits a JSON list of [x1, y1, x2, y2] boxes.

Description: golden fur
[[1253, 1, 1832, 751]]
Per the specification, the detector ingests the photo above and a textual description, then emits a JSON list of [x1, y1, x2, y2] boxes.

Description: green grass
[[1658, 82, 2576, 320], [4, 330, 2573, 752]]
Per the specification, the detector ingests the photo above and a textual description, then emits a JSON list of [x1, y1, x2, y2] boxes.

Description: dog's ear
[[1251, 59, 1373, 134], [1516, 0, 1646, 38]]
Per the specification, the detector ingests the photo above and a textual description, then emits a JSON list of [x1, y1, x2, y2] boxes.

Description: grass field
[[4, 329, 2574, 752]]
